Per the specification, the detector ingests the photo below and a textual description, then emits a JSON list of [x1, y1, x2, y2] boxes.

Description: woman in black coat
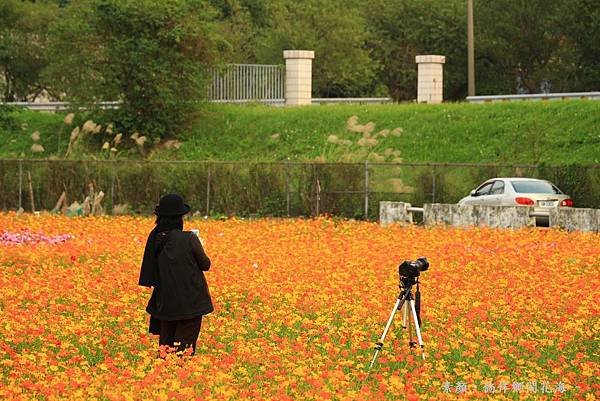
[[139, 194, 213, 355]]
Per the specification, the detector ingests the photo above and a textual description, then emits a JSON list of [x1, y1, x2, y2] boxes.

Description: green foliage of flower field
[[1, 100, 599, 165]]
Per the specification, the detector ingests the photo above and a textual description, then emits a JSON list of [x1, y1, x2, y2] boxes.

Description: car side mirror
[[470, 190, 476, 196]]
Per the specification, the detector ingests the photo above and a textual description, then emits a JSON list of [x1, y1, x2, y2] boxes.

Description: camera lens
[[416, 257, 429, 271]]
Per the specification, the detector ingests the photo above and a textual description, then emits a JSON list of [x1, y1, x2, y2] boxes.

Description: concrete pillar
[[415, 55, 446, 104], [283, 50, 314, 106]]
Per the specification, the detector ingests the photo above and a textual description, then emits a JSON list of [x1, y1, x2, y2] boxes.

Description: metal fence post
[[206, 163, 211, 216], [27, 170, 35, 213], [110, 161, 115, 215], [432, 165, 436, 203], [314, 164, 320, 217], [364, 161, 369, 220], [18, 160, 23, 211], [285, 162, 290, 217]]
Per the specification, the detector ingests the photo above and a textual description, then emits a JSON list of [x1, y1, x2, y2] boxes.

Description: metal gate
[[206, 64, 285, 104]]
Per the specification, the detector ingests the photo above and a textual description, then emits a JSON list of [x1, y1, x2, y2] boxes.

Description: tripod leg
[[368, 293, 408, 371], [409, 299, 425, 360], [402, 301, 408, 329], [407, 304, 415, 348]]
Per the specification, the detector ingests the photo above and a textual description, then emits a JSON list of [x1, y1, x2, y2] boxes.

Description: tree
[[365, 0, 467, 101], [265, 0, 378, 97], [475, 0, 571, 95], [0, 0, 58, 102], [210, 0, 377, 97], [46, 0, 221, 139], [559, 0, 600, 91], [208, 0, 273, 63]]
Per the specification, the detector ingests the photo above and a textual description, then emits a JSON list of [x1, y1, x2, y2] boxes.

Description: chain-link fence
[[0, 159, 598, 219]]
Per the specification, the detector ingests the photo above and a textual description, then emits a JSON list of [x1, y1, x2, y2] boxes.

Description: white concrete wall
[[549, 208, 600, 232], [423, 204, 535, 228], [380, 202, 600, 232], [380, 201, 413, 225], [416, 55, 445, 104], [284, 50, 315, 106]]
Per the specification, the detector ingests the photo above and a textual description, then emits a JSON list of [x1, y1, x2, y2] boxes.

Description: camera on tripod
[[398, 257, 429, 286], [368, 257, 430, 372]]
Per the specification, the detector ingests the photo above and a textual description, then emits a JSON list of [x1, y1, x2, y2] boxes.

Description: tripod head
[[400, 274, 419, 290]]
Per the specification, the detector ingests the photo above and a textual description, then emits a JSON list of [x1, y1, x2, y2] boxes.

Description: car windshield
[[510, 180, 562, 194]]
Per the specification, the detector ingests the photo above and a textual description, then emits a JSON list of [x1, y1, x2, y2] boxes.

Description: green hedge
[[0, 160, 598, 218]]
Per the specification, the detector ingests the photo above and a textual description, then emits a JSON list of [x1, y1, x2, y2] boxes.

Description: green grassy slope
[[1, 100, 599, 164]]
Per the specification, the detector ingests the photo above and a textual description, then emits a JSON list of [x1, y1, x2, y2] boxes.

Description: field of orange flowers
[[0, 213, 598, 400]]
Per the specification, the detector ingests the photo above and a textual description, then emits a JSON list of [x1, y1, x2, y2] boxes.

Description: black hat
[[154, 193, 190, 216]]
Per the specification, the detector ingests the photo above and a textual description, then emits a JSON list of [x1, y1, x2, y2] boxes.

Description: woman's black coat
[[140, 230, 213, 332]]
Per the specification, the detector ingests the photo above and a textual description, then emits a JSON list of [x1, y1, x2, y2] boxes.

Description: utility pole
[[467, 0, 475, 97]]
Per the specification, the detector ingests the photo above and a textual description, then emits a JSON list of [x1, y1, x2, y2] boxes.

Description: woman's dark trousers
[[158, 316, 202, 355]]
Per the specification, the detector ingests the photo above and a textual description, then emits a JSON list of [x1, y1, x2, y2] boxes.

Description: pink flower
[[0, 230, 73, 245]]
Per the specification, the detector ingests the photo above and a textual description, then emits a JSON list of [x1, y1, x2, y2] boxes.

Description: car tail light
[[515, 197, 534, 206], [560, 199, 573, 207]]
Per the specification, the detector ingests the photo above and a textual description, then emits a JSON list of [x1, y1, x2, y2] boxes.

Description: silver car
[[458, 178, 573, 222]]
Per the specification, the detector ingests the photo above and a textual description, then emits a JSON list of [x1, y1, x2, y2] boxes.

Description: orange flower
[[0, 213, 597, 400]]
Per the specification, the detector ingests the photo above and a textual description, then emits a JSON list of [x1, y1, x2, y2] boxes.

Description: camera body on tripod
[[369, 257, 430, 370], [398, 257, 429, 286]]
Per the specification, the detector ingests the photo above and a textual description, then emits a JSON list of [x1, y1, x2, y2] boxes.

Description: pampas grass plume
[[391, 127, 403, 137], [31, 143, 45, 153], [135, 136, 147, 146], [82, 120, 96, 134], [70, 127, 80, 141]]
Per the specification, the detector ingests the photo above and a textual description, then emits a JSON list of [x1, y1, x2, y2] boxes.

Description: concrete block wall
[[416, 55, 445, 104], [281, 50, 448, 106], [283, 50, 314, 106]]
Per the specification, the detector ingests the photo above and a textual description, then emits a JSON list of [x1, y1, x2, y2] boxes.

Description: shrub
[[46, 0, 221, 140]]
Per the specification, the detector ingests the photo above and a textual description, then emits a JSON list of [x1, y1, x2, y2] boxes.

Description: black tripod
[[368, 277, 425, 371]]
